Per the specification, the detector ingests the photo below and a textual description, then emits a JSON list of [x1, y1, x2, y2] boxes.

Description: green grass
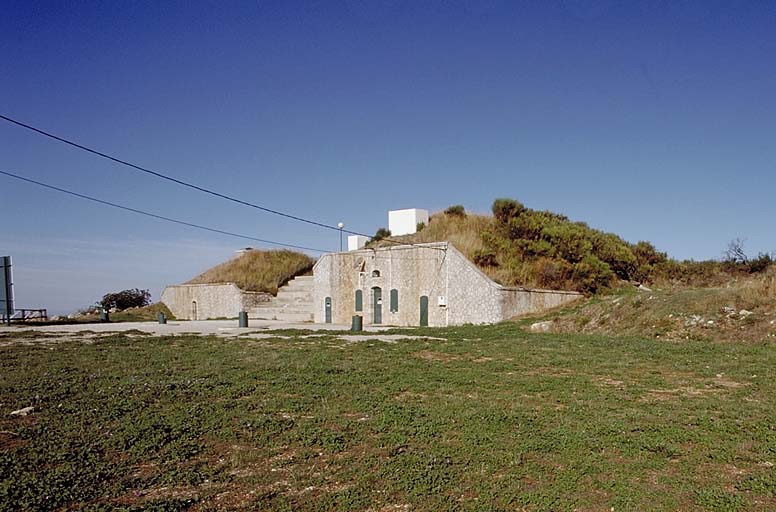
[[1, 326, 774, 510]]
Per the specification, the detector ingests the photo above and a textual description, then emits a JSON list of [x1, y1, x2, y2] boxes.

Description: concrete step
[[280, 287, 313, 295], [290, 275, 314, 281], [276, 290, 314, 300], [281, 282, 313, 291]]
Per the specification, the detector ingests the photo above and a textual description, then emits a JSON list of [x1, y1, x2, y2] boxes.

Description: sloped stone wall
[[161, 283, 270, 320], [313, 243, 582, 327]]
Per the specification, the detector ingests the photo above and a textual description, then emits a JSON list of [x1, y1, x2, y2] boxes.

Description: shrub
[[541, 224, 593, 263], [532, 258, 573, 289], [492, 198, 525, 223], [592, 233, 637, 280], [747, 252, 774, 274], [100, 289, 151, 311], [507, 213, 545, 241], [444, 205, 466, 217], [571, 255, 616, 294], [416, 222, 426, 232], [473, 249, 497, 267], [633, 241, 667, 267], [373, 228, 391, 241]]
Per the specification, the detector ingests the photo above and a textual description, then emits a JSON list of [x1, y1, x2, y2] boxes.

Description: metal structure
[[1, 309, 48, 323], [1, 256, 13, 326], [0, 256, 49, 324]]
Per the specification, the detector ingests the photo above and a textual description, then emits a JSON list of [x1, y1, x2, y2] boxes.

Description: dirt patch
[[524, 367, 576, 377], [340, 335, 445, 344], [412, 350, 463, 362], [596, 377, 625, 388], [641, 386, 714, 401]]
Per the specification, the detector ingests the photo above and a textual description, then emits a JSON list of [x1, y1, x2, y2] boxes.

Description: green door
[[355, 290, 363, 312], [372, 287, 382, 324], [420, 295, 429, 327], [325, 297, 332, 323]]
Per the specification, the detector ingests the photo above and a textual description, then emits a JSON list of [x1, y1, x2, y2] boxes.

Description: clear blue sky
[[2, 1, 774, 314]]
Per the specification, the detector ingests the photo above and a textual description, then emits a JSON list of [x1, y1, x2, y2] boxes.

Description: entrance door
[[372, 287, 382, 324], [325, 297, 332, 323], [419, 296, 429, 327], [191, 301, 198, 320], [355, 290, 363, 312]]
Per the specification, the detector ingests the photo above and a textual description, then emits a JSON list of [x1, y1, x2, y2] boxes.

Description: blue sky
[[2, 1, 774, 314]]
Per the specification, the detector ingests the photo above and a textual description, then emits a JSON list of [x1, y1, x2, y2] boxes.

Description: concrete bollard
[[239, 311, 249, 328], [157, 312, 167, 324], [351, 314, 363, 332]]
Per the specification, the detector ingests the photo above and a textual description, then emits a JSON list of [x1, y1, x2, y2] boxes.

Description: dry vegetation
[[523, 267, 776, 343], [186, 249, 314, 295], [375, 200, 774, 296]]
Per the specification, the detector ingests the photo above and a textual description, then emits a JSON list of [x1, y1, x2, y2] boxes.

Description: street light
[[337, 222, 345, 252]]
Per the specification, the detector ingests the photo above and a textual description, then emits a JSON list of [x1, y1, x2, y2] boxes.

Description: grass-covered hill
[[524, 267, 776, 343], [186, 249, 315, 295], [374, 199, 774, 294]]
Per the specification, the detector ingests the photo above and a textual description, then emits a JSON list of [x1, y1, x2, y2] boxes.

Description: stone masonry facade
[[161, 283, 271, 320], [313, 242, 582, 327]]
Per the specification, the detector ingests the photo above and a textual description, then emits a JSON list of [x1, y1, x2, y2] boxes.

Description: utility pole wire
[[0, 169, 328, 253], [0, 113, 398, 241], [0, 113, 442, 250]]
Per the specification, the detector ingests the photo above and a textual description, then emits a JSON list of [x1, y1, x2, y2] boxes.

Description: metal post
[[337, 222, 345, 252], [1, 257, 12, 327]]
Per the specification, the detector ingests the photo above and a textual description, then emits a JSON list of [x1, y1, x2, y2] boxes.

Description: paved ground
[[0, 320, 445, 345], [0, 319, 393, 337]]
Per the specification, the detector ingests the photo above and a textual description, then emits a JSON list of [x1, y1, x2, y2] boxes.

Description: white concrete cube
[[348, 235, 369, 251], [388, 208, 429, 236]]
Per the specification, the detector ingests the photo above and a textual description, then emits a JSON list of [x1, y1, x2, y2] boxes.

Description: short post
[[238, 311, 249, 328], [100, 308, 110, 323], [157, 312, 167, 324], [351, 314, 363, 332]]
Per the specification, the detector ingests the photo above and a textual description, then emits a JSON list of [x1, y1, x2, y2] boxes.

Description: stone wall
[[313, 243, 582, 327], [161, 283, 271, 320]]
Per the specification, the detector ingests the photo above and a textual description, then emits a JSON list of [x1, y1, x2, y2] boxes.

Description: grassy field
[[1, 326, 774, 511]]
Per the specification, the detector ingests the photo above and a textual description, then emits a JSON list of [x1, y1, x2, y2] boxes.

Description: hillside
[[522, 267, 776, 343], [186, 249, 314, 295], [375, 199, 773, 295]]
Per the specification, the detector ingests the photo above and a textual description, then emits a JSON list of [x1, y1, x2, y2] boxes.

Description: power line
[[1, 113, 372, 238], [0, 113, 442, 250], [0, 169, 328, 253]]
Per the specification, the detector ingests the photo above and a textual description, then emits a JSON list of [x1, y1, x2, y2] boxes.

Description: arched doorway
[[355, 290, 363, 312], [191, 300, 198, 321], [325, 297, 332, 323], [372, 287, 382, 324], [419, 296, 429, 327]]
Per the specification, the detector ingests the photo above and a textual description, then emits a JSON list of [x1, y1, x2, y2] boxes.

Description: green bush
[[532, 258, 573, 289], [444, 205, 466, 216], [572, 255, 616, 293], [541, 224, 593, 263], [100, 289, 151, 311], [473, 249, 497, 267], [747, 252, 774, 274], [373, 228, 391, 241], [492, 198, 525, 223], [507, 213, 545, 241]]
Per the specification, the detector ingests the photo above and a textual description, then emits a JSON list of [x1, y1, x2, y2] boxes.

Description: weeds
[[1, 327, 774, 510]]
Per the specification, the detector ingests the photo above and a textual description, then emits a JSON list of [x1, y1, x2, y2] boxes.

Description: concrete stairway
[[249, 275, 314, 322]]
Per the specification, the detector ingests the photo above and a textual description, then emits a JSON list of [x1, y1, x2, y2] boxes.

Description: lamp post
[[337, 222, 345, 252]]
